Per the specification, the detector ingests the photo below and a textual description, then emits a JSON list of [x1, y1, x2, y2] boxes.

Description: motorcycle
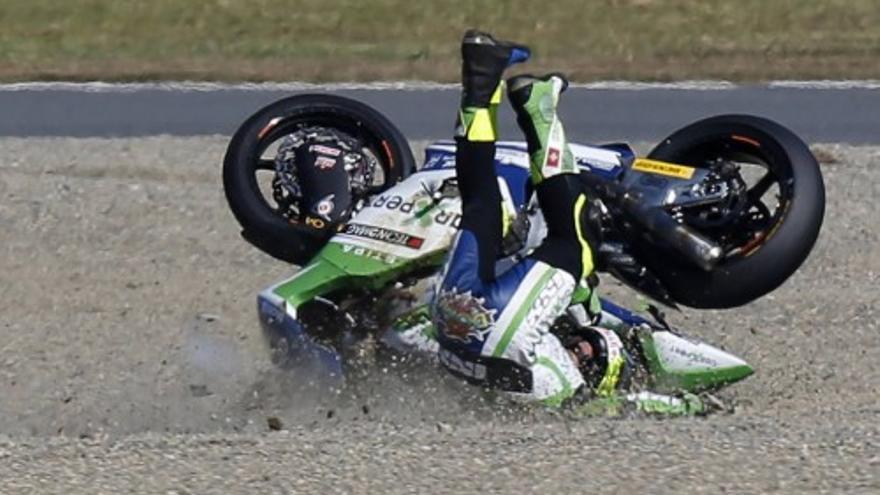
[[222, 93, 825, 396]]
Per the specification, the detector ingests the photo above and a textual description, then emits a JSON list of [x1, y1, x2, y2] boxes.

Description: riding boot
[[509, 73, 596, 288], [454, 31, 529, 281], [455, 30, 530, 141], [507, 73, 576, 182]]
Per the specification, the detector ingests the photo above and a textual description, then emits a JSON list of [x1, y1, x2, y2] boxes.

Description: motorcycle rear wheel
[[645, 114, 825, 308]]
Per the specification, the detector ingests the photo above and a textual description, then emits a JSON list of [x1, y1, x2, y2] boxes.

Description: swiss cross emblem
[[547, 147, 560, 167]]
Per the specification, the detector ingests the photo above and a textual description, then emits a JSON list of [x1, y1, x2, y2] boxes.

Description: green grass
[[1, 0, 879, 81]]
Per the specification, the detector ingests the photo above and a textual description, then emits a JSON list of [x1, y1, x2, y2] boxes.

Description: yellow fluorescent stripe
[[490, 83, 504, 105], [573, 194, 594, 279], [596, 356, 624, 397], [632, 158, 696, 179], [500, 200, 512, 237], [466, 108, 496, 141]]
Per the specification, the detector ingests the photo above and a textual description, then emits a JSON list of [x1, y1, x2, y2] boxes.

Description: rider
[[431, 30, 703, 413]]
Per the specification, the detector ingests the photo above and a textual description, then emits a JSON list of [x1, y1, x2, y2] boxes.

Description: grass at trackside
[[1, 0, 879, 82]]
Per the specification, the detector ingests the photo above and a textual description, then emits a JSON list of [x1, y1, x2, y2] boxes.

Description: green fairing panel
[[637, 328, 753, 393], [271, 241, 447, 309], [271, 257, 347, 309]]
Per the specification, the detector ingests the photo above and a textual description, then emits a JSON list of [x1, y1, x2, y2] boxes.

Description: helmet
[[564, 326, 632, 396]]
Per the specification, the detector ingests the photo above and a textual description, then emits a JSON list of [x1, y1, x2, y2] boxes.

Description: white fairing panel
[[423, 140, 624, 174], [332, 169, 461, 259], [334, 140, 624, 261], [652, 331, 749, 372]]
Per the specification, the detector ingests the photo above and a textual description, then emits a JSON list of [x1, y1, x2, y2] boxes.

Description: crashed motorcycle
[[222, 94, 825, 397]]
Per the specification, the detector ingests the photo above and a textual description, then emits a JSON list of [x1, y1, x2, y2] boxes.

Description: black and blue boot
[[456, 30, 530, 141]]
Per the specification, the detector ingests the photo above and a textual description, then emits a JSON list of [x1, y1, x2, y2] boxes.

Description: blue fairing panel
[[571, 142, 632, 182], [496, 164, 530, 208], [257, 295, 344, 381], [422, 139, 632, 190], [599, 297, 650, 327], [422, 144, 456, 171], [421, 140, 532, 208]]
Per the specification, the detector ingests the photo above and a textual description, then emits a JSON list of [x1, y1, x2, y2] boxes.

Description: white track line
[[1, 80, 880, 92], [576, 80, 737, 90], [0, 81, 459, 92], [767, 80, 880, 90]]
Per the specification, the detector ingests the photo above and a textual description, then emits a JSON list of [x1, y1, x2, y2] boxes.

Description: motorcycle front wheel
[[644, 114, 825, 308], [223, 94, 416, 265]]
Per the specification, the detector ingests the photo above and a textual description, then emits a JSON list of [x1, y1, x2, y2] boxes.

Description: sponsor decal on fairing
[[339, 243, 400, 264], [651, 331, 748, 371], [343, 223, 425, 249]]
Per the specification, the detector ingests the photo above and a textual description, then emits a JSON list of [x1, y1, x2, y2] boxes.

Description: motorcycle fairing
[[257, 139, 632, 324], [254, 139, 752, 388], [423, 139, 630, 187], [637, 327, 754, 392]]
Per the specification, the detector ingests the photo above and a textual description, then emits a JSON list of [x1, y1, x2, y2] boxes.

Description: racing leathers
[[430, 31, 611, 406]]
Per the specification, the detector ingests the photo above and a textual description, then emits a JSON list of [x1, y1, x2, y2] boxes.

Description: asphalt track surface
[[2, 82, 880, 143], [0, 85, 878, 492]]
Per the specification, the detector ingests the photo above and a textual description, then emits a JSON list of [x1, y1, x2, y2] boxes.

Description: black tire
[[644, 114, 825, 308], [223, 94, 416, 265]]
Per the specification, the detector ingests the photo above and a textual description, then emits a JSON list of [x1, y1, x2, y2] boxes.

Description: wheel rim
[[666, 134, 795, 260], [247, 110, 398, 230]]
